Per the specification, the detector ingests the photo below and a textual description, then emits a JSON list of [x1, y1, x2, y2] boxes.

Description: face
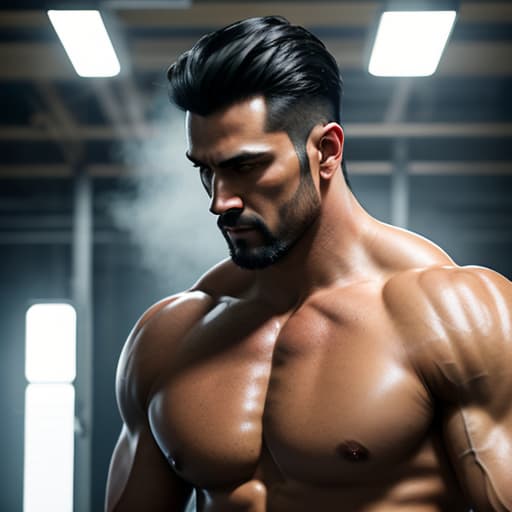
[[186, 96, 321, 269]]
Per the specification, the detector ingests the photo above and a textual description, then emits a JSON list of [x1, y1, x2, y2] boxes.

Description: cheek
[[255, 149, 302, 199], [252, 177, 301, 229], [255, 179, 305, 230]]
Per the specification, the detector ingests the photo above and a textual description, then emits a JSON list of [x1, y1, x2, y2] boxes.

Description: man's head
[[167, 16, 346, 269], [167, 15, 345, 181]]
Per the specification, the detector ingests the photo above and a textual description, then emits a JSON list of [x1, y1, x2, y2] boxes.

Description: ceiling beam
[[91, 81, 132, 139], [113, 2, 512, 27], [35, 80, 84, 163], [0, 161, 511, 179], [36, 81, 75, 129], [346, 122, 512, 138], [115, 2, 379, 27], [2, 38, 511, 80], [1, 122, 512, 141], [2, 3, 512, 30]]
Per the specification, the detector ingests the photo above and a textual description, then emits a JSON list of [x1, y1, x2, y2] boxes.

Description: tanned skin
[[105, 97, 512, 511]]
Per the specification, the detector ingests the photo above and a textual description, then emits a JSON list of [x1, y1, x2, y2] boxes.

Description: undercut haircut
[[167, 15, 349, 184]]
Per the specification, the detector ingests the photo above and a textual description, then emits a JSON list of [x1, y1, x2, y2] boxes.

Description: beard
[[218, 172, 321, 270]]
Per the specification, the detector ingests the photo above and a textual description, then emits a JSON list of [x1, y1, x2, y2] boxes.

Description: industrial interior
[[1, 1, 511, 511]]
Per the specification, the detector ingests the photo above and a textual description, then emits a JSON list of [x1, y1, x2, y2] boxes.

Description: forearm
[[447, 408, 512, 512]]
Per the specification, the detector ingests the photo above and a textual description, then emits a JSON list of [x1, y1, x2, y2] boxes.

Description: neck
[[251, 173, 380, 309]]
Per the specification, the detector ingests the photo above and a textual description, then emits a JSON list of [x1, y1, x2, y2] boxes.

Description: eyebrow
[[185, 151, 272, 169]]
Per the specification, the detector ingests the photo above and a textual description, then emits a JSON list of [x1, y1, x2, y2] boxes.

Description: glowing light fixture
[[25, 303, 76, 383], [368, 2, 457, 77], [47, 10, 120, 77], [24, 303, 77, 512], [24, 384, 75, 512]]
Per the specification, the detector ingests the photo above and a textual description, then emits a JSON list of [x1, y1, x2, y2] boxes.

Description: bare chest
[[148, 297, 433, 489]]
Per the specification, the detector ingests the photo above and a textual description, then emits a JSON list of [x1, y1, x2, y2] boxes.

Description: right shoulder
[[115, 288, 215, 427], [115, 259, 255, 427]]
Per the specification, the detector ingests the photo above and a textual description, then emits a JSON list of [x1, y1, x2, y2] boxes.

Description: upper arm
[[106, 292, 215, 511], [385, 266, 512, 510], [106, 424, 193, 512]]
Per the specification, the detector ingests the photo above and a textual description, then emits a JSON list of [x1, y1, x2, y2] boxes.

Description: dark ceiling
[[0, 0, 511, 179]]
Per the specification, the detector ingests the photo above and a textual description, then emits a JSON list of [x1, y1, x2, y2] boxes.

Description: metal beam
[[71, 167, 93, 512], [90, 81, 131, 140], [1, 161, 511, 179], [1, 122, 512, 142], [345, 122, 512, 138], [0, 230, 129, 245], [0, 226, 509, 246], [114, 2, 380, 27], [2, 3, 512, 30], [113, 1, 512, 27], [0, 163, 127, 177], [2, 38, 512, 80], [391, 139, 409, 229], [35, 80, 83, 164], [385, 72, 411, 229]]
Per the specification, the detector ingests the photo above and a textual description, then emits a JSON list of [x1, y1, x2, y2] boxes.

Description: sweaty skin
[[105, 97, 512, 512]]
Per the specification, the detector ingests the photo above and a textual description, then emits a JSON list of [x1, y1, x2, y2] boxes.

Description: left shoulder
[[383, 265, 512, 403], [384, 262, 510, 294], [383, 264, 512, 333]]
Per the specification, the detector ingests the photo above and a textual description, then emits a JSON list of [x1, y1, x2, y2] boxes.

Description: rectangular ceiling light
[[368, 10, 457, 77], [47, 10, 120, 77]]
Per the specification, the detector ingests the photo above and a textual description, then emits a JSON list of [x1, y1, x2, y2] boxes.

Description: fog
[[108, 92, 227, 291]]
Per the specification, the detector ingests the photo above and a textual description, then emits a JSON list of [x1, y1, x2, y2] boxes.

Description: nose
[[209, 176, 244, 215]]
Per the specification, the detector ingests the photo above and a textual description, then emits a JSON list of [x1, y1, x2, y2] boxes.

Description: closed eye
[[231, 157, 272, 174], [236, 162, 258, 172]]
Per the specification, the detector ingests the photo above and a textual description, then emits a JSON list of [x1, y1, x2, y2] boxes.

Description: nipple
[[337, 441, 370, 462]]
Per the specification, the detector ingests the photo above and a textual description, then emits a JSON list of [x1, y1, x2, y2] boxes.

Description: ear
[[318, 123, 344, 180]]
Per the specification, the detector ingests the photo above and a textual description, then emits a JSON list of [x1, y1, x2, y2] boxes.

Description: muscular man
[[105, 16, 512, 511]]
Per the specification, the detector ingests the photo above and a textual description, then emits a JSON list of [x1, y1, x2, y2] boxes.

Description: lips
[[224, 226, 255, 233]]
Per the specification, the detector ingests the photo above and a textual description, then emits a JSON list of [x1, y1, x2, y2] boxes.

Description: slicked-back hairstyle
[[167, 16, 349, 184]]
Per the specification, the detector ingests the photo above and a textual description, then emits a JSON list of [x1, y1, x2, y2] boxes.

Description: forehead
[[186, 96, 287, 162]]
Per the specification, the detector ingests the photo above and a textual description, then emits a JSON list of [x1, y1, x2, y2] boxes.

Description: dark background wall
[[1, 1, 512, 510]]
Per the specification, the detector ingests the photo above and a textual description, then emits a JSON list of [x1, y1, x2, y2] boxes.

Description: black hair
[[167, 15, 349, 184]]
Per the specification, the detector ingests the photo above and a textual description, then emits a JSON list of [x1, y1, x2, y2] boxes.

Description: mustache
[[217, 210, 263, 230]]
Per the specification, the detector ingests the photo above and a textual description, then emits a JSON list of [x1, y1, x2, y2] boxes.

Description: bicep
[[440, 270, 512, 510], [386, 266, 512, 510], [105, 424, 193, 512]]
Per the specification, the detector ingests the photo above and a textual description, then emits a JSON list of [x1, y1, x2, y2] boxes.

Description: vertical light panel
[[25, 303, 76, 383], [24, 384, 75, 512], [24, 303, 77, 512]]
